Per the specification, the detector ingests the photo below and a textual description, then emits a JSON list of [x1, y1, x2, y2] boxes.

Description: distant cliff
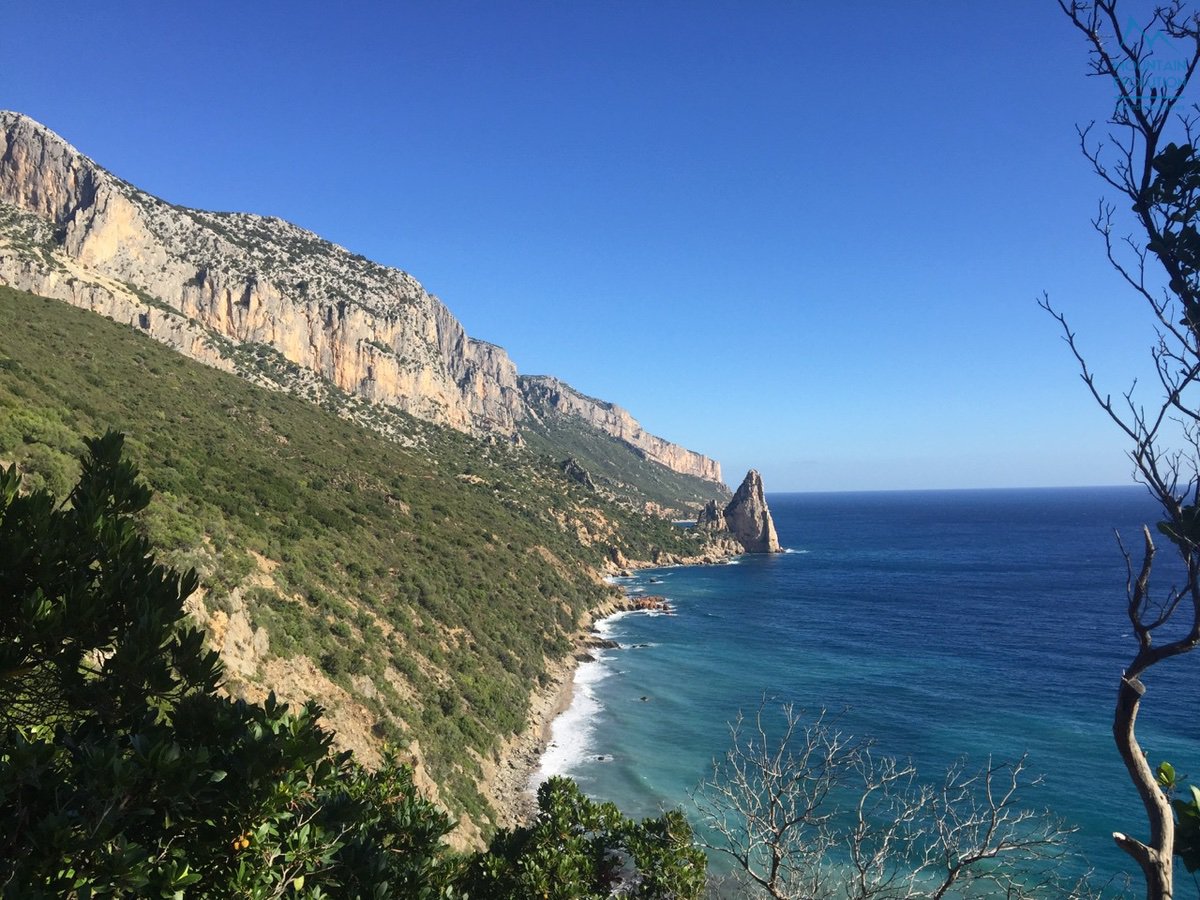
[[520, 376, 721, 484], [0, 111, 724, 488]]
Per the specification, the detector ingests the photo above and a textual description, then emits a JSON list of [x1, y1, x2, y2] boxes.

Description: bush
[[0, 434, 457, 896], [464, 777, 706, 899], [0, 435, 705, 896]]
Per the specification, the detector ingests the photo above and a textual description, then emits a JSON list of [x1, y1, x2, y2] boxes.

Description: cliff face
[[520, 375, 722, 484], [0, 112, 527, 435], [723, 469, 782, 553], [0, 112, 723, 488]]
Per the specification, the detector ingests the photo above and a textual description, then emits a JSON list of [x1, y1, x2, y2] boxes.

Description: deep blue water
[[535, 487, 1200, 890]]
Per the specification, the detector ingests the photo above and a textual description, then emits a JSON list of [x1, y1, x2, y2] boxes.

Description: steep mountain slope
[[520, 376, 722, 483], [521, 382, 728, 515], [0, 284, 713, 835], [0, 111, 724, 507]]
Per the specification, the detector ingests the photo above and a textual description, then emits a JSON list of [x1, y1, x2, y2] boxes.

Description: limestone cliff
[[0, 111, 723, 489], [723, 469, 782, 553], [0, 112, 527, 435], [520, 375, 722, 484]]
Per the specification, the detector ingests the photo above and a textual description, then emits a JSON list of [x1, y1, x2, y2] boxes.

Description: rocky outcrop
[[0, 112, 722, 491], [695, 498, 727, 531], [560, 457, 597, 490], [628, 596, 673, 612], [723, 469, 782, 553], [520, 375, 722, 484]]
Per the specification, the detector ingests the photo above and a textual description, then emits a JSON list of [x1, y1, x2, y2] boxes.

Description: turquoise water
[[534, 487, 1200, 889]]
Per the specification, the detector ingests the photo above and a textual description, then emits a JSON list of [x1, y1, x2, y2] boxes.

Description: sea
[[533, 487, 1200, 892]]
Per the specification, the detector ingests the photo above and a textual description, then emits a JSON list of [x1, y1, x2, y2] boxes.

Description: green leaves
[[1151, 142, 1198, 181], [1175, 784, 1200, 873], [1156, 504, 1200, 549], [463, 776, 706, 899], [0, 435, 705, 896], [1139, 142, 1200, 333], [0, 438, 449, 895], [1159, 759, 1200, 874]]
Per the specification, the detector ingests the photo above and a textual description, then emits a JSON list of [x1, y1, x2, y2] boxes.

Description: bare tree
[[1048, 3, 1200, 897], [692, 703, 1085, 899]]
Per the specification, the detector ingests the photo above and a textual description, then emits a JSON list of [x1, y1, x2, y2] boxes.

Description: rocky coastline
[[479, 469, 783, 834], [477, 592, 634, 829], [481, 554, 734, 830]]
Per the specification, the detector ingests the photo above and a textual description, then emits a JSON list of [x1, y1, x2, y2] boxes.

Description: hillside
[[522, 406, 725, 516], [0, 284, 717, 834], [0, 111, 725, 513]]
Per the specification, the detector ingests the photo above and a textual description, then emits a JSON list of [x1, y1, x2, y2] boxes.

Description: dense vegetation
[[0, 285, 713, 825], [0, 435, 706, 896]]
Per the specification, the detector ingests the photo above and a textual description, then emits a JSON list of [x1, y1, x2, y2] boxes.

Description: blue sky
[[2, 1, 1185, 490]]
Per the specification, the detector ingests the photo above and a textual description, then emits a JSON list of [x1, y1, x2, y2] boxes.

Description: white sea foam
[[784, 548, 809, 554], [532, 604, 645, 785], [531, 655, 613, 785], [594, 609, 636, 637]]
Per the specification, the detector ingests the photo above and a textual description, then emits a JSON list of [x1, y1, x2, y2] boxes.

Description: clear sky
[[2, 1, 1186, 491]]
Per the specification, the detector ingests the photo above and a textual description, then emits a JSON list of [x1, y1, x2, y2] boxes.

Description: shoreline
[[482, 546, 741, 831], [478, 592, 627, 829]]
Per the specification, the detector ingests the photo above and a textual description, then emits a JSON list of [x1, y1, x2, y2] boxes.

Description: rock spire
[[695, 498, 727, 531], [722, 469, 782, 553]]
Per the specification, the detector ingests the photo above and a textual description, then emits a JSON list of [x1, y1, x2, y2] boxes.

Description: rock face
[[560, 457, 596, 490], [0, 111, 724, 487], [521, 375, 722, 483], [695, 498, 727, 531], [723, 469, 782, 553], [0, 111, 523, 433]]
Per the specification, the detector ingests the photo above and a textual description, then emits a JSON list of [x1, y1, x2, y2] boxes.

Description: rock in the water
[[695, 498, 727, 531], [723, 469, 782, 553]]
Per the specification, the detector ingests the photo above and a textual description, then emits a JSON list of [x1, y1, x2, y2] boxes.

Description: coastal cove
[[530, 487, 1200, 888]]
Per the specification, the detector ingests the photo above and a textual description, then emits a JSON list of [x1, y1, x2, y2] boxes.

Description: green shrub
[[0, 433, 706, 896], [0, 286, 712, 822]]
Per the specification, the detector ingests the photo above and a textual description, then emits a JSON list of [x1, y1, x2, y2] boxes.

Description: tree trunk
[[1113, 673, 1174, 900]]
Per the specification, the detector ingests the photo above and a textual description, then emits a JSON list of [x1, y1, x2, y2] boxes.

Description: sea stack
[[723, 469, 782, 553]]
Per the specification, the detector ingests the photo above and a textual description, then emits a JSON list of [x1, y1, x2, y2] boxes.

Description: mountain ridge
[[0, 110, 723, 489]]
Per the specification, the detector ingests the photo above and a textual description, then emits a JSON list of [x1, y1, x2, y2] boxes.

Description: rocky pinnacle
[[723, 469, 782, 553]]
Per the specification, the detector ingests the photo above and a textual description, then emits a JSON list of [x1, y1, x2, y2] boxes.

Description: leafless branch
[[693, 704, 1085, 899], [1053, 5, 1200, 895]]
